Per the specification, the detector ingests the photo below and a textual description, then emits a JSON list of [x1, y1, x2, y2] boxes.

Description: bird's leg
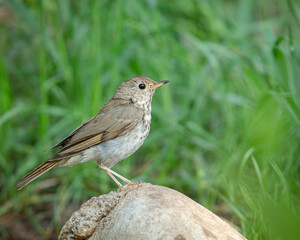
[[98, 164, 133, 185], [105, 167, 133, 185], [98, 163, 123, 187]]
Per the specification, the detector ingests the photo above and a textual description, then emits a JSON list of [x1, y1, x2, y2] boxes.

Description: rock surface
[[59, 183, 247, 240]]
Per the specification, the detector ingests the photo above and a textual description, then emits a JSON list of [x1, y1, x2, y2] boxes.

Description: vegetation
[[0, 0, 299, 239]]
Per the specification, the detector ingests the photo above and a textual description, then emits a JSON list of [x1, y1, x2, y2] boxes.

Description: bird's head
[[113, 76, 169, 109]]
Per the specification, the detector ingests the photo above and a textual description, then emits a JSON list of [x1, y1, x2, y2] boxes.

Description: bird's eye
[[138, 84, 146, 90]]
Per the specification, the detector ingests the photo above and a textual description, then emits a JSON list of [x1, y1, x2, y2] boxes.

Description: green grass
[[0, 0, 300, 239]]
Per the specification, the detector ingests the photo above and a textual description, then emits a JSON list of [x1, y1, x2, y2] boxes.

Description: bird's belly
[[62, 121, 150, 168]]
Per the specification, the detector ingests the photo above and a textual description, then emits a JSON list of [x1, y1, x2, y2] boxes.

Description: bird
[[16, 76, 169, 190]]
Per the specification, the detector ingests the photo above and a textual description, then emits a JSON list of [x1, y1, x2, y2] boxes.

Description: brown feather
[[44, 115, 97, 151], [17, 97, 144, 189], [16, 160, 61, 190], [46, 99, 144, 161], [61, 133, 104, 153], [45, 98, 143, 152]]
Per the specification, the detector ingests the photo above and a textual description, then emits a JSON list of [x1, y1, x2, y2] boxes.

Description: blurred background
[[0, 0, 299, 239]]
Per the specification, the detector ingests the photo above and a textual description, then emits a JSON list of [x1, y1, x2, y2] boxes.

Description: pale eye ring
[[139, 84, 146, 90]]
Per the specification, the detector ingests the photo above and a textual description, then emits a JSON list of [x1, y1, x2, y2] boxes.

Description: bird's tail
[[16, 160, 60, 190]]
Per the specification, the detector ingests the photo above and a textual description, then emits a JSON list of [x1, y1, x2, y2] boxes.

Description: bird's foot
[[117, 181, 145, 191]]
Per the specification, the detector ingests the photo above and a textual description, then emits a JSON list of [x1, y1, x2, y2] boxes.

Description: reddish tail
[[16, 160, 60, 190]]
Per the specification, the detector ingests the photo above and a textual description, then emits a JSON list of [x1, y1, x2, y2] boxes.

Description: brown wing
[[48, 98, 144, 161], [44, 115, 97, 151]]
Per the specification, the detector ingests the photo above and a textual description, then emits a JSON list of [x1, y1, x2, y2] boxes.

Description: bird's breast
[[142, 111, 151, 127]]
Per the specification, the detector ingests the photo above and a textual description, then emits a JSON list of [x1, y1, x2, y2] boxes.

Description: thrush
[[16, 76, 169, 190]]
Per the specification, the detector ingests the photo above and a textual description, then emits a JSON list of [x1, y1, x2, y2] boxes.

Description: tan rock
[[59, 183, 247, 240]]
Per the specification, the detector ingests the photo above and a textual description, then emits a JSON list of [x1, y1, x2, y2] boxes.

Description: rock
[[59, 183, 247, 240]]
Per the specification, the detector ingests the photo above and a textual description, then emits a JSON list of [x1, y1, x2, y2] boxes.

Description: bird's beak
[[149, 80, 170, 90]]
